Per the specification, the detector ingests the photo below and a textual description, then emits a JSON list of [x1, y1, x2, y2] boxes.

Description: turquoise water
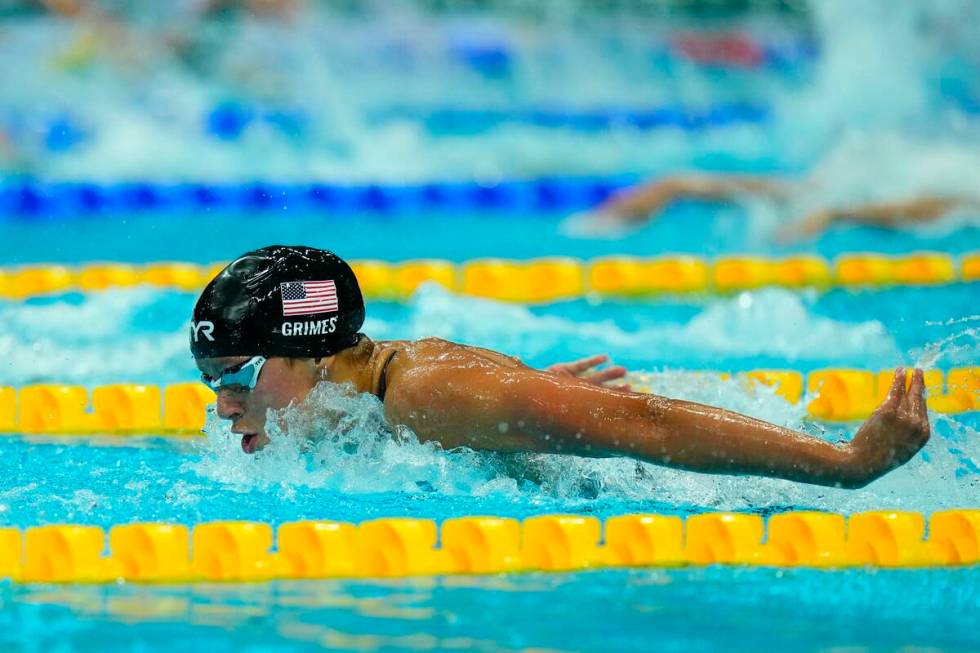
[[4, 568, 980, 653], [1, 274, 978, 523], [3, 204, 980, 266], [1, 211, 977, 649], [3, 1, 980, 651], [3, 282, 979, 384]]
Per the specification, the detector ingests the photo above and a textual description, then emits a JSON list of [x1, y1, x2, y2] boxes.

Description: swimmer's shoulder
[[375, 337, 526, 370], [369, 338, 528, 409], [374, 338, 534, 431]]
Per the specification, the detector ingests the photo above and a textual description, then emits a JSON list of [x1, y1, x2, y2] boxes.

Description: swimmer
[[192, 245, 931, 489], [571, 173, 980, 241]]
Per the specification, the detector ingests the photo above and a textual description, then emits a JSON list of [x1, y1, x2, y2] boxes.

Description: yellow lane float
[[0, 367, 975, 436], [1, 252, 972, 301], [3, 510, 978, 584]]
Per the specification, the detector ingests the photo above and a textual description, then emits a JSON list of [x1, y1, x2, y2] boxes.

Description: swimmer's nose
[[215, 389, 245, 421]]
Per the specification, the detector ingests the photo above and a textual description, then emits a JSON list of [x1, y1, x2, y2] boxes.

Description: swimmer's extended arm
[[39, 0, 85, 17], [386, 365, 929, 488], [597, 174, 791, 224], [779, 196, 974, 241]]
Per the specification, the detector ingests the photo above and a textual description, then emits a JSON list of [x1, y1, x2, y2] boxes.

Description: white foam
[[0, 289, 195, 385], [2, 286, 973, 512], [0, 283, 898, 387], [913, 327, 980, 369], [188, 382, 503, 496], [187, 369, 980, 511], [404, 283, 900, 364]]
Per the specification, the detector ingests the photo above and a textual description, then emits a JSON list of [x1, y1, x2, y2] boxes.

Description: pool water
[[4, 567, 980, 653], [3, 0, 980, 651], [2, 218, 978, 651]]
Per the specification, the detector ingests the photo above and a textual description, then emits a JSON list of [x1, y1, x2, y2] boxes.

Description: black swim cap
[[190, 245, 365, 359]]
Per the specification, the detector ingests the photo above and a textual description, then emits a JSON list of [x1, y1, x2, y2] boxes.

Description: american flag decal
[[280, 280, 339, 316]]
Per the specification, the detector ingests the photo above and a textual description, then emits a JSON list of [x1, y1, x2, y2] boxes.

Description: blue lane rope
[[0, 176, 641, 217], [201, 102, 770, 140], [9, 101, 774, 158], [370, 102, 769, 133]]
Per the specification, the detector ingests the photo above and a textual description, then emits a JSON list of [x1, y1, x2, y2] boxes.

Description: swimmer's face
[[196, 356, 318, 454]]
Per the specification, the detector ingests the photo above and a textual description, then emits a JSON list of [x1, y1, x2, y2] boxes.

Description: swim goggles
[[201, 356, 267, 392]]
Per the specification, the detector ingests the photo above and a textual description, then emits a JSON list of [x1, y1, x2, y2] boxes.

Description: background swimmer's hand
[[598, 180, 679, 225], [777, 196, 964, 243], [844, 368, 931, 487], [560, 209, 642, 238], [546, 354, 630, 391], [775, 208, 836, 243]]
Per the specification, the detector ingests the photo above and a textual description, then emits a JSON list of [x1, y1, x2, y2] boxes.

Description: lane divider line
[[3, 510, 979, 583], [2, 252, 977, 301], [0, 368, 976, 436]]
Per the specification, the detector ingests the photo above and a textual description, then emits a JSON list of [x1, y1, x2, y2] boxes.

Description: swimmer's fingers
[[893, 368, 924, 414], [775, 210, 834, 244], [773, 225, 800, 245], [602, 380, 632, 392], [773, 217, 816, 244], [897, 368, 931, 451], [546, 355, 608, 377], [880, 367, 906, 413], [567, 354, 609, 374], [773, 223, 803, 245], [907, 368, 928, 423], [546, 355, 631, 390], [581, 365, 628, 387]]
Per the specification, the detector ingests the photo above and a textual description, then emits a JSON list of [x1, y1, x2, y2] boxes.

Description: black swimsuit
[[376, 350, 398, 402]]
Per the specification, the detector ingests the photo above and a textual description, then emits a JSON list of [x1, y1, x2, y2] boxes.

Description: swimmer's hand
[[546, 355, 629, 391], [844, 368, 931, 487], [777, 196, 964, 243], [775, 209, 835, 243], [560, 210, 643, 238]]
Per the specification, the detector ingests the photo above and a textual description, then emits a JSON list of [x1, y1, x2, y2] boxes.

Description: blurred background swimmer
[[564, 133, 980, 242]]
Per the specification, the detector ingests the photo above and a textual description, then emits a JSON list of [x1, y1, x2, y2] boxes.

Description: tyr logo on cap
[[192, 321, 215, 342]]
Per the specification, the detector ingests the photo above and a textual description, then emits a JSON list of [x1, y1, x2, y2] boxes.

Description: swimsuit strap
[[376, 349, 398, 402]]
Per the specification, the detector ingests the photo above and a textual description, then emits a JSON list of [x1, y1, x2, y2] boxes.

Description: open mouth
[[240, 433, 260, 454]]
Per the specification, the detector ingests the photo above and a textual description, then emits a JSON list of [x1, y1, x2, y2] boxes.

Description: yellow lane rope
[[0, 368, 976, 435], [2, 510, 979, 583], [1, 252, 977, 301]]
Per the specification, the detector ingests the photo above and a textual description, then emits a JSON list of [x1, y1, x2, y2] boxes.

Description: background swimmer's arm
[[837, 196, 965, 225], [779, 196, 966, 242], [597, 174, 791, 224], [386, 364, 928, 488], [39, 0, 86, 17]]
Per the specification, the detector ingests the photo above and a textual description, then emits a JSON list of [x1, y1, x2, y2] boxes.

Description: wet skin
[[195, 347, 627, 454], [197, 356, 323, 453], [196, 340, 931, 488]]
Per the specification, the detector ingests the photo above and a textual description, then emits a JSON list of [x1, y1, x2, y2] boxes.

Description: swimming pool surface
[[3, 1, 980, 651], [5, 567, 980, 652]]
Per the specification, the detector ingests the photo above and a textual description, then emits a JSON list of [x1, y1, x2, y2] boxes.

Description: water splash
[[0, 289, 196, 385], [0, 284, 902, 385], [925, 314, 980, 328], [629, 370, 810, 429], [188, 382, 509, 497], [405, 283, 899, 365], [787, 0, 930, 135], [798, 132, 980, 210], [913, 319, 980, 368], [765, 0, 980, 231], [187, 365, 980, 513]]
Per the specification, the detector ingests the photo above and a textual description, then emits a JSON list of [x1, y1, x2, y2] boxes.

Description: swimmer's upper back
[[367, 337, 526, 402]]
